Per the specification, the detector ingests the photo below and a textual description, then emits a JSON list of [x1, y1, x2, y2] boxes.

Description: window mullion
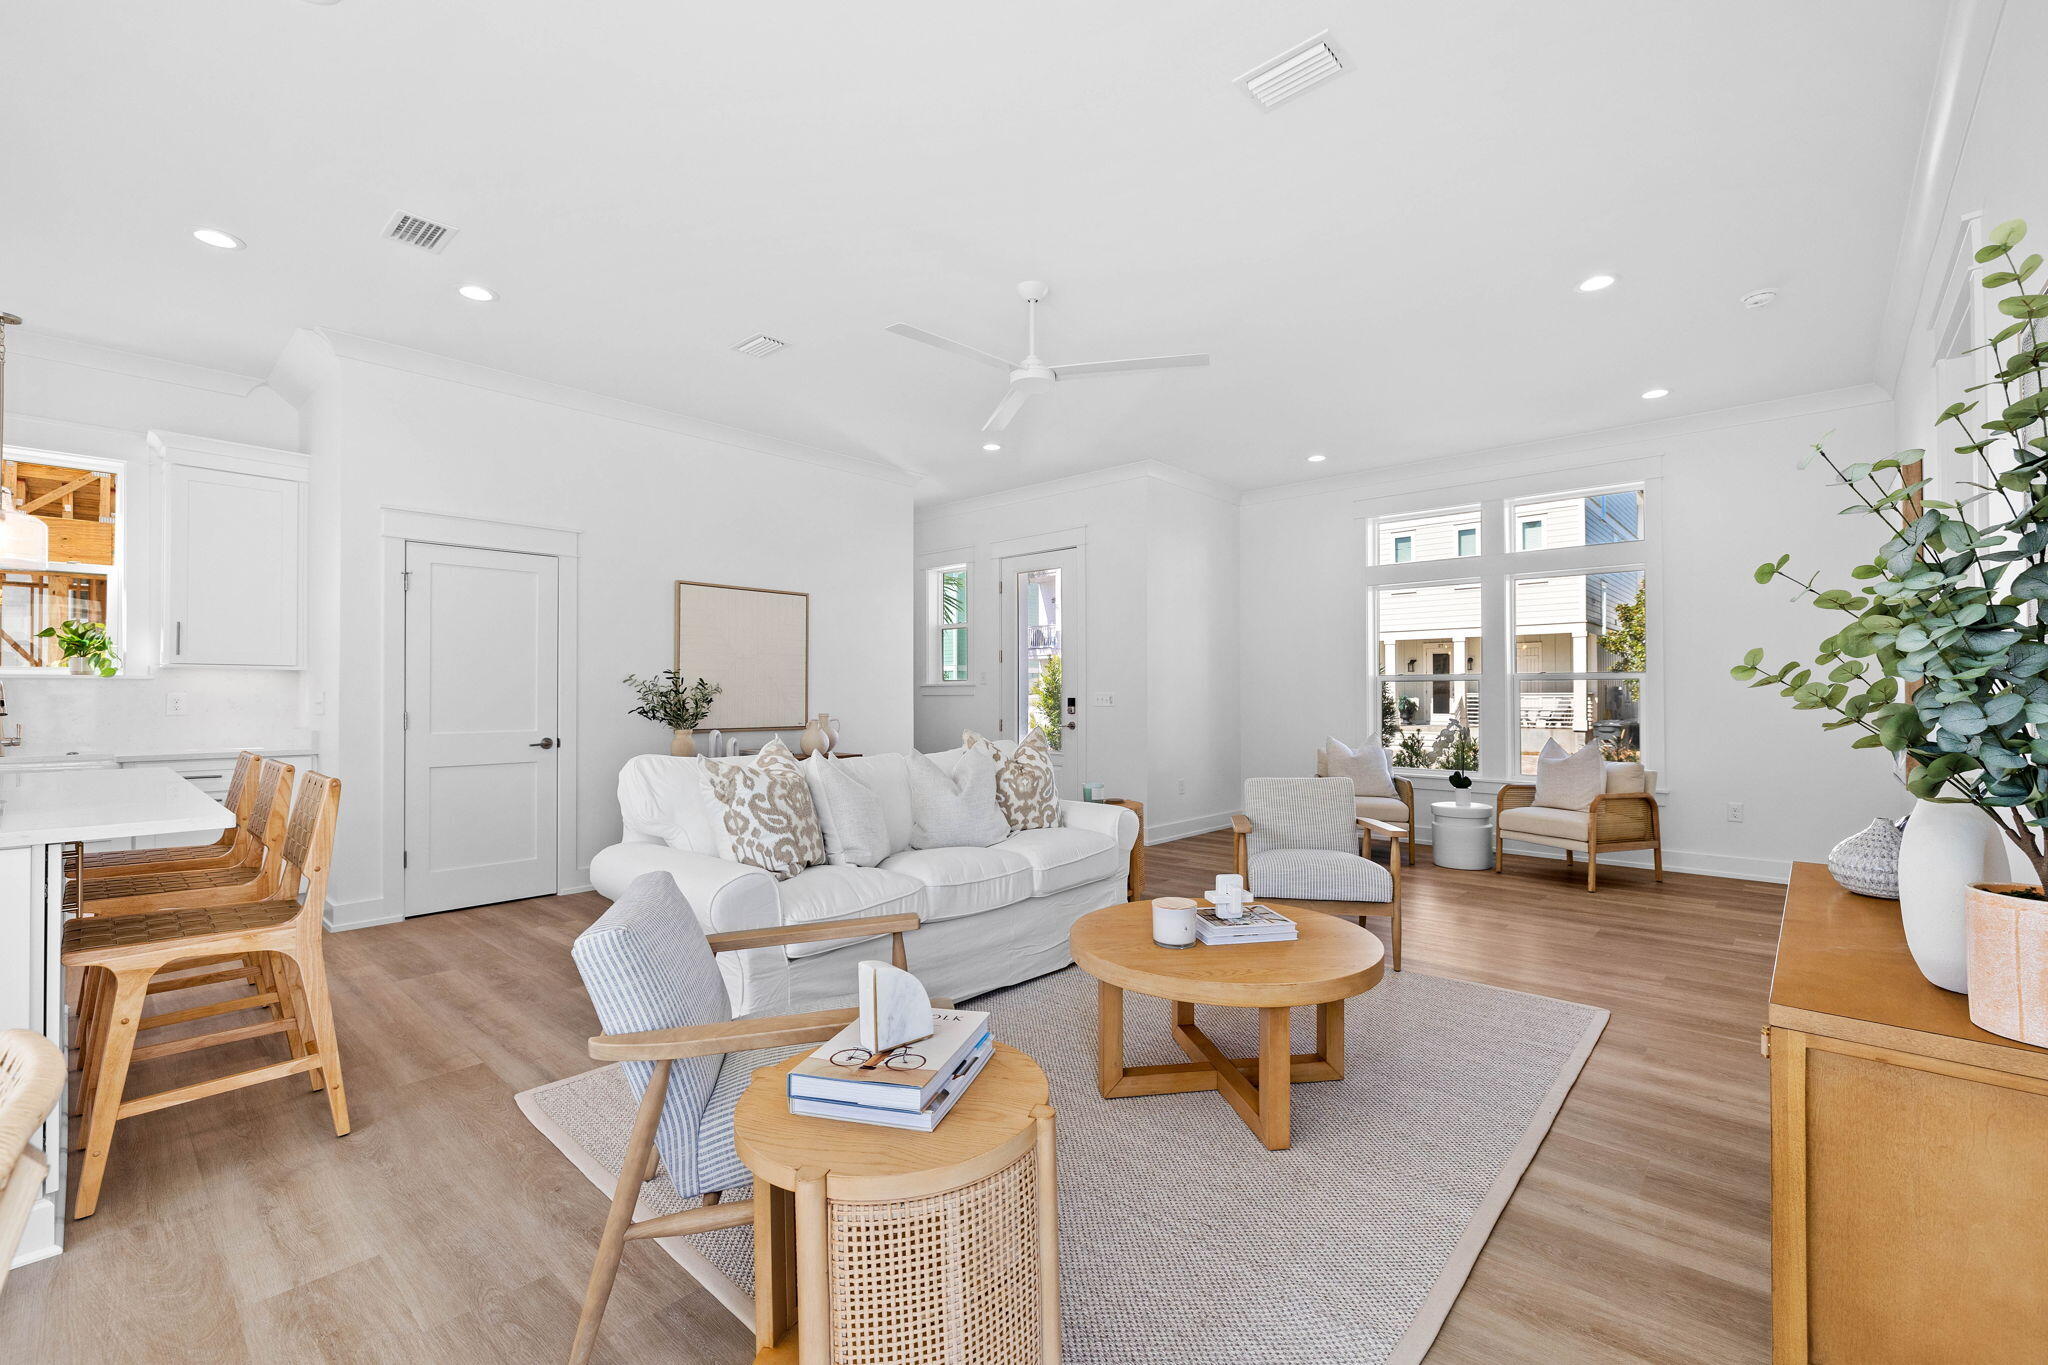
[[1479, 563, 1509, 781]]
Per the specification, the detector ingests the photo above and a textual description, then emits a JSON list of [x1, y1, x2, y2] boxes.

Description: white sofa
[[589, 749, 1141, 1017]]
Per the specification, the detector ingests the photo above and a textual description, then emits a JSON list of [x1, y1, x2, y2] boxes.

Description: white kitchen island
[[0, 766, 233, 1268]]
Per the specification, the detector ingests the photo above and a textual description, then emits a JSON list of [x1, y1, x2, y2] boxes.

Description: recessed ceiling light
[[192, 228, 244, 251], [1577, 274, 1617, 292], [982, 442, 1002, 452], [457, 284, 497, 303], [1641, 388, 1670, 400], [1307, 453, 1327, 463], [1741, 289, 1779, 309]]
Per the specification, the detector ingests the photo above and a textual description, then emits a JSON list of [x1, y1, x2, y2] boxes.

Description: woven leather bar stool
[[74, 757, 294, 916], [78, 751, 262, 878], [63, 771, 348, 1218]]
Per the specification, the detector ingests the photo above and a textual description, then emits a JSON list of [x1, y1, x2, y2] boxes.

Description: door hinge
[[402, 711, 410, 731], [1759, 1026, 1771, 1059], [401, 570, 412, 591], [403, 850, 408, 868], [998, 648, 1005, 663], [998, 717, 1005, 732]]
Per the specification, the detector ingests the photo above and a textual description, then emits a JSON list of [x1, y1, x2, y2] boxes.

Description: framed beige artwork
[[674, 580, 809, 731]]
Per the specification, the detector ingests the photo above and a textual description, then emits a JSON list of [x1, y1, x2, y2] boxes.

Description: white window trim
[[0, 442, 158, 679], [918, 548, 976, 693], [1363, 474, 1664, 789]]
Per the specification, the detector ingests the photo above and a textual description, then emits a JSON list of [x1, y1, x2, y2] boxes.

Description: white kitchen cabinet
[[151, 434, 308, 669]]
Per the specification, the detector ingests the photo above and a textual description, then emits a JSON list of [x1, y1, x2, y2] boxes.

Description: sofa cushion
[[879, 845, 1033, 921], [831, 753, 915, 854], [1323, 736, 1398, 799], [702, 740, 825, 879], [697, 1043, 809, 1194], [618, 753, 727, 855], [1498, 804, 1592, 843], [998, 826, 1121, 896], [776, 864, 926, 959], [1604, 761, 1648, 794], [905, 749, 1009, 849], [801, 755, 891, 867], [965, 729, 1061, 832], [1247, 848, 1391, 902], [1355, 795, 1409, 826]]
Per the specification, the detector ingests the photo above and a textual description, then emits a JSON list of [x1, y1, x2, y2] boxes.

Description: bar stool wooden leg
[[73, 968, 150, 1218], [292, 941, 350, 1135]]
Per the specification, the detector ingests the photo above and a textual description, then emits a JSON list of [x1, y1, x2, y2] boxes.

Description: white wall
[[1238, 387, 1908, 882], [914, 462, 1241, 841], [277, 331, 916, 926], [5, 335, 312, 754]]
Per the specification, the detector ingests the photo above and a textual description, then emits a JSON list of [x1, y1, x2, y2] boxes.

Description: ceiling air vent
[[383, 212, 458, 254], [731, 333, 788, 358], [1235, 32, 1346, 109]]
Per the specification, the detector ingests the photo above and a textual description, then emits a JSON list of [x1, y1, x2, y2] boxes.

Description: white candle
[[1152, 897, 1199, 947]]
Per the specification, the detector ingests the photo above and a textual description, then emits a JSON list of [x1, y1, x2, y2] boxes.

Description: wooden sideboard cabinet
[[1769, 862, 2048, 1363]]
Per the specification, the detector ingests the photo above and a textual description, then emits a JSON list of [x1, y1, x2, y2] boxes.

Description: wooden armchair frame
[[1493, 783, 1663, 892], [570, 910, 923, 1365], [1230, 813, 1404, 969]]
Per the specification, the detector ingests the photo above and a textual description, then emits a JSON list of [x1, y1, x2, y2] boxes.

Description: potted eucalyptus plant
[[37, 619, 118, 676], [1734, 216, 2048, 1035], [624, 669, 722, 756]]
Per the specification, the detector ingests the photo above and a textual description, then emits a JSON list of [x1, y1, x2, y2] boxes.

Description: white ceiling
[[3, 1, 1948, 502]]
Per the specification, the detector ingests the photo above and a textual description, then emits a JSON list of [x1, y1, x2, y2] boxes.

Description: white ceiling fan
[[887, 281, 1208, 433]]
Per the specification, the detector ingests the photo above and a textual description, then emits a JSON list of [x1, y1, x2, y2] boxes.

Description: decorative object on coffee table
[[675, 579, 809, 732], [624, 668, 722, 756], [1070, 900, 1385, 1150], [1828, 817, 1904, 899], [1150, 897, 1199, 948], [735, 1043, 1060, 1364], [1430, 799, 1494, 871]]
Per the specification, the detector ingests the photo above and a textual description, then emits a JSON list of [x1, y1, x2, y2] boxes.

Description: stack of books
[[1195, 903, 1297, 945], [786, 1008, 994, 1132]]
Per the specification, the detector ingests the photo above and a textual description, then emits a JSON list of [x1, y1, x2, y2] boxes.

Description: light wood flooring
[[0, 834, 1784, 1363]]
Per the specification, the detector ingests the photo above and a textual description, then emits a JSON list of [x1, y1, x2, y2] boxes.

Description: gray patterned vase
[[1829, 817, 1904, 899]]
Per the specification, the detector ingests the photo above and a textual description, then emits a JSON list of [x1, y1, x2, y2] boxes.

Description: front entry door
[[998, 547, 1084, 795], [403, 541, 560, 915]]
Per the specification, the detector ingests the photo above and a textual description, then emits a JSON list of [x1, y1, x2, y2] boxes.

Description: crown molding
[[11, 330, 272, 399], [915, 459, 1237, 524], [295, 327, 922, 488], [1874, 0, 2005, 392], [1238, 382, 1893, 507]]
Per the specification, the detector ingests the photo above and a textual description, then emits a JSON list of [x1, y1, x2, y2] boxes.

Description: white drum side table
[[1430, 800, 1495, 870]]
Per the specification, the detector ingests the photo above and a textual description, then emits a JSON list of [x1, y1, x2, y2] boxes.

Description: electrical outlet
[[1090, 692, 1115, 707], [1726, 802, 1745, 823], [164, 692, 189, 717]]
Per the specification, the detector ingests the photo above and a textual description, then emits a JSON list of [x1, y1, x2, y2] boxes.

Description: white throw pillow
[[1323, 735, 1398, 799], [964, 728, 1061, 831], [801, 754, 891, 867], [1532, 738, 1605, 811], [701, 739, 825, 879], [905, 748, 1010, 849]]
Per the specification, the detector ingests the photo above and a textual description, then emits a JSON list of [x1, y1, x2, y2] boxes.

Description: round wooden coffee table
[[733, 1043, 1060, 1364], [1069, 900, 1385, 1150]]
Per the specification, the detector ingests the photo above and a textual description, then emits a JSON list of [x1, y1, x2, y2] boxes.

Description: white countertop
[[0, 766, 233, 848]]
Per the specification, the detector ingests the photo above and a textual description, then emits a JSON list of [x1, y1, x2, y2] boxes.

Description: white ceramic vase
[[1896, 798, 2032, 993]]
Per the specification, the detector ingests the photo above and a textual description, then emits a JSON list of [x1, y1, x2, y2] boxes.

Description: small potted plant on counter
[[624, 669, 722, 755], [38, 619, 118, 676]]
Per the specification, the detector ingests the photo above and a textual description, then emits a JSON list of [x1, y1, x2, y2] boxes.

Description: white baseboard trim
[[1480, 838, 1790, 885], [558, 880, 595, 896], [324, 896, 404, 932], [1145, 811, 1235, 845]]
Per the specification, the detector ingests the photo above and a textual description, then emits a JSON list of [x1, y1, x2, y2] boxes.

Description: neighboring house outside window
[[1371, 487, 1649, 777], [1393, 535, 1412, 563]]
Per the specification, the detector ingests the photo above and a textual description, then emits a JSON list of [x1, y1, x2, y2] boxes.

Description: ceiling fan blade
[[886, 323, 1018, 371], [982, 384, 1036, 432], [1050, 353, 1210, 379]]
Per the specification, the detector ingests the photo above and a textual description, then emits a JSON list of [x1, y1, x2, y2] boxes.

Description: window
[[1016, 567, 1063, 749], [1393, 535, 1413, 563], [927, 564, 969, 683], [1372, 483, 1652, 780], [0, 454, 121, 672]]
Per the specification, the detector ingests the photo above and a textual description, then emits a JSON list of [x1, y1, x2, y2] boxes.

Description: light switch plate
[[1090, 692, 1115, 707]]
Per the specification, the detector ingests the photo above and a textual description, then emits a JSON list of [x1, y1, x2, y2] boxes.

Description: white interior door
[[998, 548, 1084, 794], [404, 542, 560, 915]]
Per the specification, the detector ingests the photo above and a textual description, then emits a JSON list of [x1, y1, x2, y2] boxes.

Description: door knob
[[1064, 721, 1077, 730], [530, 737, 556, 749]]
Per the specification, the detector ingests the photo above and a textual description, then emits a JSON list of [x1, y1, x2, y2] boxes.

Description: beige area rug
[[517, 963, 1607, 1364]]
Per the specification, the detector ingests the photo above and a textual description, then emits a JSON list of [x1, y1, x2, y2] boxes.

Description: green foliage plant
[[37, 619, 117, 675], [623, 670, 722, 732]]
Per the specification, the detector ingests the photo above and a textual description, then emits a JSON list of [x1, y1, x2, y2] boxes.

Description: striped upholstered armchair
[[1231, 777, 1404, 969]]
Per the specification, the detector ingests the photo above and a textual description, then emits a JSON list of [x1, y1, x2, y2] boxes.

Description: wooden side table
[[1100, 798, 1145, 900], [733, 1043, 1060, 1365]]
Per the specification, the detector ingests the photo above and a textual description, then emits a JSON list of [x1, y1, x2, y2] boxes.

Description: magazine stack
[[1195, 903, 1298, 945], [785, 1008, 994, 1132]]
